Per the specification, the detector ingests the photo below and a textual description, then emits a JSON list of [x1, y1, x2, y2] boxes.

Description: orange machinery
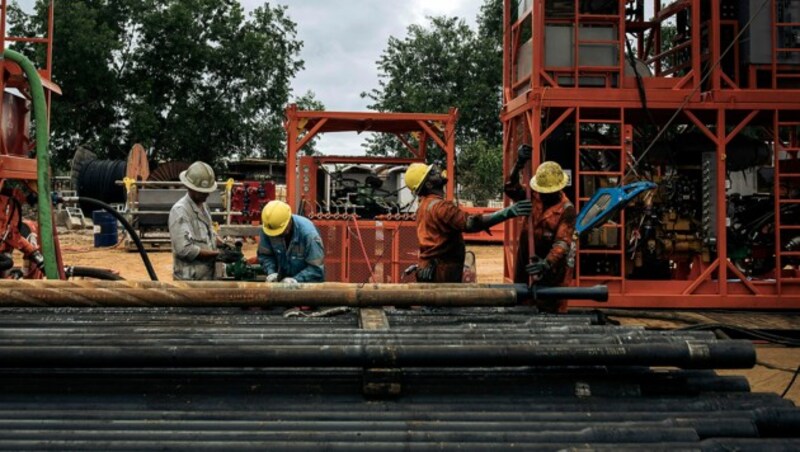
[[284, 105, 458, 283], [503, 0, 800, 308], [0, 0, 62, 279]]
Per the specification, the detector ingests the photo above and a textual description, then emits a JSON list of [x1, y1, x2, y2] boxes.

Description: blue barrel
[[92, 210, 118, 247]]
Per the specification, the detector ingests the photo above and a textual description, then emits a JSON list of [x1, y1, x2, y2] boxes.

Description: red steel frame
[[502, 0, 800, 308], [284, 105, 458, 283], [0, 0, 57, 184]]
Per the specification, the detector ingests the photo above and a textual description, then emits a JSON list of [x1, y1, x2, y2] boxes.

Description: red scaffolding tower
[[284, 105, 458, 283], [503, 0, 800, 308]]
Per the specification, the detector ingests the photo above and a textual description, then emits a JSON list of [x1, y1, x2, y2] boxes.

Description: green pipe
[[4, 49, 59, 279]]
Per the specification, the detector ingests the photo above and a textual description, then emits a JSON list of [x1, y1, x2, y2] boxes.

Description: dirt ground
[[55, 232, 800, 405], [57, 233, 507, 283]]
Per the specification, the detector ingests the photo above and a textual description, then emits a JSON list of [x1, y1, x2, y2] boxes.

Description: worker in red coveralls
[[505, 146, 577, 313], [404, 163, 531, 283]]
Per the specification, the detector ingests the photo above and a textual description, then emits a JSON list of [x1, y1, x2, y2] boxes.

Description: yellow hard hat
[[404, 163, 433, 194], [261, 200, 293, 236], [530, 161, 568, 193]]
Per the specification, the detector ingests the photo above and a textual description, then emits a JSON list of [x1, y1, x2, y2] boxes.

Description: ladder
[[574, 107, 628, 287], [774, 112, 800, 286], [772, 0, 800, 87]]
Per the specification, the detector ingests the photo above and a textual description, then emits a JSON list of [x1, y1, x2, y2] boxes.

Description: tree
[[8, 1, 133, 167], [293, 90, 325, 156], [458, 139, 503, 205], [362, 0, 505, 204], [362, 16, 490, 151], [10, 0, 304, 169]]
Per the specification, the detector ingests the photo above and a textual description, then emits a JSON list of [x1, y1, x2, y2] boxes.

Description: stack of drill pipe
[[0, 384, 797, 449], [0, 306, 753, 369], [0, 306, 796, 448]]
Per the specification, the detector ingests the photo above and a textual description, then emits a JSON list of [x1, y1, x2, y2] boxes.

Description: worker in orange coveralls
[[505, 145, 576, 313], [404, 163, 531, 283]]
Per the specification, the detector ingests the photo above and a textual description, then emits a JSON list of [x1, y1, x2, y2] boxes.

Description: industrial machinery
[[229, 180, 277, 224], [503, 0, 800, 308], [0, 0, 63, 280], [284, 105, 458, 283]]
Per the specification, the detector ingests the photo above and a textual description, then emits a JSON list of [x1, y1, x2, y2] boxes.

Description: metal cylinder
[[0, 281, 608, 307], [0, 340, 755, 369]]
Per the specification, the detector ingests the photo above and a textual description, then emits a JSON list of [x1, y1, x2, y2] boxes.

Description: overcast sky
[[256, 0, 484, 154]]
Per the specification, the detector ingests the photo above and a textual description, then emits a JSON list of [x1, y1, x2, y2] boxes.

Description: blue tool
[[575, 181, 657, 236]]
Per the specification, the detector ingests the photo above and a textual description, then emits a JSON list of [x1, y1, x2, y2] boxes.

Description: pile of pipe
[[0, 302, 797, 449]]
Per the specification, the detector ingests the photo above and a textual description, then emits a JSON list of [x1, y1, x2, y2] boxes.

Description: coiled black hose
[[76, 197, 158, 281], [77, 160, 126, 215]]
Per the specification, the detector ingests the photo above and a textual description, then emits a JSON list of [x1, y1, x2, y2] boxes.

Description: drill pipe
[[0, 281, 607, 307], [0, 340, 755, 369], [0, 418, 762, 438], [1, 439, 799, 451], [0, 408, 789, 429]]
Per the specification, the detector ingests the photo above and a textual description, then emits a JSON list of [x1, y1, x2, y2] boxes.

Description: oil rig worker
[[404, 163, 532, 283], [258, 200, 325, 284], [169, 161, 227, 281], [505, 149, 576, 313]]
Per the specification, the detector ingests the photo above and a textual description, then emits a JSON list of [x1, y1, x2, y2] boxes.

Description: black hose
[[77, 197, 158, 281], [64, 266, 124, 281]]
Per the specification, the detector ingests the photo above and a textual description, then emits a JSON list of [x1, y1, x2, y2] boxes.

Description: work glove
[[526, 259, 551, 279], [29, 251, 45, 269], [216, 249, 244, 264], [282, 277, 299, 284], [508, 200, 533, 218], [416, 265, 435, 283], [266, 273, 279, 283]]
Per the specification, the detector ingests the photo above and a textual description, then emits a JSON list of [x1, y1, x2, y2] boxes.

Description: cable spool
[[78, 159, 126, 206], [70, 144, 150, 215]]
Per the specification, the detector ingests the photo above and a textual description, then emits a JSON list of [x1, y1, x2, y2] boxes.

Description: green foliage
[[10, 0, 303, 169], [362, 0, 505, 205], [294, 90, 326, 156], [362, 15, 500, 151], [457, 139, 503, 205]]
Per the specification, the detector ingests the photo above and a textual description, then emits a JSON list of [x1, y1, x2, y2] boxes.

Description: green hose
[[4, 49, 59, 279]]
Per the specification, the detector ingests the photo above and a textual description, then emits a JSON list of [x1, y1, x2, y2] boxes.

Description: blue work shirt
[[257, 215, 325, 282]]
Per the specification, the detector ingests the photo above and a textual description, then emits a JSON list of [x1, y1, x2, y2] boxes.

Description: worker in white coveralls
[[168, 161, 240, 280]]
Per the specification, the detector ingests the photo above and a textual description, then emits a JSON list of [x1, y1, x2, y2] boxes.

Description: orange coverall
[[415, 194, 470, 283], [505, 181, 577, 312]]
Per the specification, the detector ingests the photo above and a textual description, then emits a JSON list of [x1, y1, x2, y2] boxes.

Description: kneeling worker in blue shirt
[[258, 200, 325, 283]]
